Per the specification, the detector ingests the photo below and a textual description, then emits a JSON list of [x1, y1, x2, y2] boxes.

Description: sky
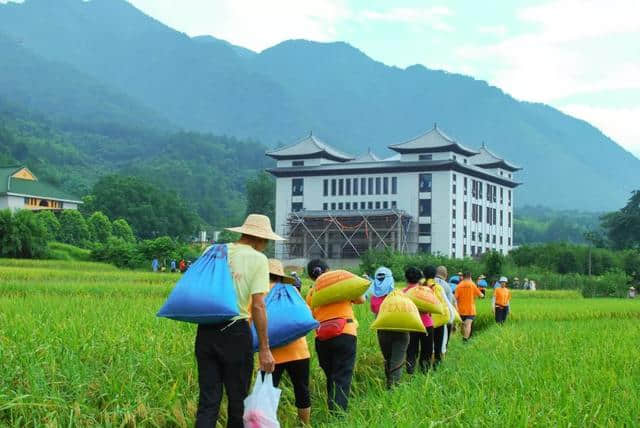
[[5, 0, 638, 157]]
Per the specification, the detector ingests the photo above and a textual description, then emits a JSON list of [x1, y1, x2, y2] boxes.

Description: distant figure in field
[[179, 259, 186, 273], [170, 259, 177, 273], [152, 258, 159, 272], [403, 266, 433, 374], [524, 278, 531, 290], [493, 277, 512, 324], [513, 277, 521, 289], [435, 265, 455, 348], [629, 287, 636, 299], [529, 279, 537, 291], [477, 275, 488, 296], [454, 272, 484, 342]]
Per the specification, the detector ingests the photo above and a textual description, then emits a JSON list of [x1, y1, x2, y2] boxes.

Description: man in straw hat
[[195, 214, 284, 428]]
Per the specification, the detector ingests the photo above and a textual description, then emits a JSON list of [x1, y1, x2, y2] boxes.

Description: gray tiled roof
[[266, 134, 354, 161], [352, 150, 381, 163], [472, 143, 521, 171], [389, 125, 479, 156]]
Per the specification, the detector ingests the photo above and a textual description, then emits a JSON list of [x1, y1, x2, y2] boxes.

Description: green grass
[[1, 260, 639, 427]]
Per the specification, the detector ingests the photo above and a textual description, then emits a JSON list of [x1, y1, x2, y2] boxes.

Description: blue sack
[[252, 283, 319, 351], [157, 244, 239, 324]]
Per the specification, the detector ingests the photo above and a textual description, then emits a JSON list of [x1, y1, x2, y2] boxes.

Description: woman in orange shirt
[[306, 259, 365, 413], [267, 259, 312, 425]]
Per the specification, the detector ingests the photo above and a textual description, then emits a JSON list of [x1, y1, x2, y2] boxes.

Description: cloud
[[561, 104, 640, 158], [477, 25, 507, 37], [127, 0, 350, 52], [359, 6, 454, 32]]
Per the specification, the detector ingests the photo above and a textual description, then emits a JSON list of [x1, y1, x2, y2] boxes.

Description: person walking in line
[[370, 266, 410, 389], [195, 214, 280, 428], [435, 265, 455, 349], [179, 258, 186, 273], [423, 265, 448, 370], [403, 267, 433, 374], [493, 276, 512, 324], [477, 275, 488, 296], [170, 259, 177, 273], [454, 271, 484, 343], [267, 259, 312, 426], [306, 259, 365, 413], [152, 258, 159, 272]]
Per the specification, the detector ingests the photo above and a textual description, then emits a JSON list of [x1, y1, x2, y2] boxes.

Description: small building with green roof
[[0, 166, 83, 212]]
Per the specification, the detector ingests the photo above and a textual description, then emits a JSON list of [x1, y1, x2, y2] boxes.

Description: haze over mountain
[[0, 0, 638, 211]]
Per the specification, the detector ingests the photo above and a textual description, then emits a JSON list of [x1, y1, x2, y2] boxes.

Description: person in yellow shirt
[[305, 259, 365, 413], [493, 276, 512, 324], [267, 259, 312, 426], [454, 271, 484, 342], [195, 214, 278, 428]]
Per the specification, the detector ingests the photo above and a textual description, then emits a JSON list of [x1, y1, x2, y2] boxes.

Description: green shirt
[[227, 243, 269, 320]]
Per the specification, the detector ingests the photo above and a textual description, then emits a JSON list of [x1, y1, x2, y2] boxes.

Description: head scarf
[[372, 267, 395, 297]]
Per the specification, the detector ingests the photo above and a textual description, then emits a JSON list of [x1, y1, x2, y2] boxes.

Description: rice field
[[1, 259, 639, 427]]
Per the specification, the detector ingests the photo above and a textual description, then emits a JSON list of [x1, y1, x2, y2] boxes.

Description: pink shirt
[[403, 284, 434, 328], [370, 295, 385, 315]]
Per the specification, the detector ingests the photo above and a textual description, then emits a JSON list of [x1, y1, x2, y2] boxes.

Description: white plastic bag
[[243, 373, 281, 428]]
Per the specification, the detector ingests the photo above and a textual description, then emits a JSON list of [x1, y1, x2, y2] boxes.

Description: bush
[[90, 237, 143, 269], [58, 210, 90, 247], [37, 210, 61, 241], [112, 218, 135, 243], [0, 209, 48, 258], [87, 211, 112, 243]]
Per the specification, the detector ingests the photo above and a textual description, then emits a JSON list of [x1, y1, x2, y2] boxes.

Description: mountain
[[0, 0, 638, 211]]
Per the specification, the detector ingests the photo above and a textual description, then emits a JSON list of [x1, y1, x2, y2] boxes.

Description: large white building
[[267, 125, 520, 260]]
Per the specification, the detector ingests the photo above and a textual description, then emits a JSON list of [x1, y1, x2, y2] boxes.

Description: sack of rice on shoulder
[[405, 286, 444, 315], [311, 270, 370, 309], [371, 290, 425, 333], [431, 285, 451, 328]]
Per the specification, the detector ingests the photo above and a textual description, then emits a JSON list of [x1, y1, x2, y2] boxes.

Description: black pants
[[195, 320, 253, 428], [446, 323, 453, 346], [407, 328, 431, 373], [272, 358, 311, 409], [496, 306, 509, 324], [377, 330, 410, 388], [315, 334, 357, 412], [431, 326, 445, 368]]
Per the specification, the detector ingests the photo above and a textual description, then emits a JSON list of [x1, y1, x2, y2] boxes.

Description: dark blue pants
[[315, 334, 357, 412], [495, 306, 509, 324]]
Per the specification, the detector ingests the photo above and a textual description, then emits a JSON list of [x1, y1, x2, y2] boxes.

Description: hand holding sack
[[251, 283, 319, 351], [243, 373, 281, 428], [156, 245, 239, 323], [370, 290, 425, 333], [405, 286, 444, 315], [310, 270, 369, 308]]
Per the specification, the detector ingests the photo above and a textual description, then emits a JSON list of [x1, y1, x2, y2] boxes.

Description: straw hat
[[479, 274, 486, 279], [499, 276, 508, 283], [226, 214, 284, 241], [268, 259, 295, 284]]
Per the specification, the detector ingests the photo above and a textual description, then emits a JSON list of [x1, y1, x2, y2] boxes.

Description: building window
[[354, 202, 358, 211], [418, 243, 432, 253], [509, 212, 512, 228], [453, 174, 457, 182], [464, 177, 468, 195], [508, 237, 512, 246], [453, 155, 457, 161], [292, 178, 304, 196], [323, 203, 328, 210], [338, 179, 344, 196], [493, 209, 497, 225], [331, 179, 336, 196], [368, 201, 373, 210], [453, 184, 457, 194], [419, 154, 432, 160], [360, 202, 366, 210], [383, 177, 389, 194], [338, 202, 344, 210], [500, 236, 503, 245], [479, 182, 483, 199], [419, 224, 431, 236], [472, 232, 476, 241], [463, 226, 467, 238], [419, 174, 432, 192], [464, 159, 468, 164], [375, 177, 381, 195], [479, 233, 483, 242], [331, 203, 336, 210], [368, 178, 374, 195], [391, 201, 397, 208], [452, 230, 456, 239], [493, 235, 497, 244], [391, 177, 398, 194], [375, 201, 381, 209], [471, 246, 476, 256], [419, 199, 431, 217], [361, 178, 366, 195], [346, 178, 351, 196], [353, 178, 359, 195], [479, 206, 483, 223], [323, 179, 328, 196], [486, 234, 490, 243], [292, 160, 304, 166], [464, 202, 468, 220], [508, 190, 512, 206], [500, 210, 504, 226], [383, 201, 388, 209], [292, 202, 303, 212], [452, 209, 456, 220], [487, 207, 491, 225], [344, 202, 350, 210]]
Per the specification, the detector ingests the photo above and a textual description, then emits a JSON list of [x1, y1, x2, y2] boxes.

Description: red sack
[[316, 318, 347, 341]]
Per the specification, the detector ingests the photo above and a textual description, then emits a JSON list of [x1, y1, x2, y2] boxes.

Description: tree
[[58, 210, 90, 246], [483, 251, 505, 280], [87, 211, 112, 243], [37, 210, 60, 241], [87, 175, 200, 239], [112, 218, 135, 243], [245, 171, 275, 225], [139, 236, 177, 261], [0, 209, 47, 258], [601, 190, 640, 250]]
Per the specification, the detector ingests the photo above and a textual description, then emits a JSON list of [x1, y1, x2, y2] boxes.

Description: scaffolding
[[280, 209, 418, 260]]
